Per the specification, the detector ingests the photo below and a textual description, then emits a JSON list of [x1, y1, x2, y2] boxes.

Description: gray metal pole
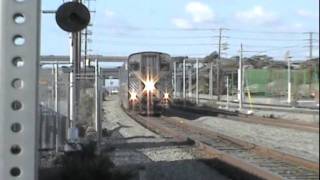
[[69, 0, 82, 127], [183, 59, 186, 101], [51, 64, 55, 107], [74, 30, 81, 125], [196, 59, 199, 104], [1, 0, 40, 179], [239, 44, 243, 110], [95, 60, 102, 150], [95, 60, 99, 131], [54, 62, 60, 152]]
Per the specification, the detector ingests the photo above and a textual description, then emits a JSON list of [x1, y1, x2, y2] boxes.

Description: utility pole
[[217, 28, 222, 101], [84, 28, 88, 73], [83, 0, 96, 74], [308, 32, 314, 59], [216, 28, 228, 101], [286, 51, 292, 105], [238, 44, 244, 110]]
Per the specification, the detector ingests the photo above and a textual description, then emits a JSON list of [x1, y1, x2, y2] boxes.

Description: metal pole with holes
[[0, 0, 40, 179]]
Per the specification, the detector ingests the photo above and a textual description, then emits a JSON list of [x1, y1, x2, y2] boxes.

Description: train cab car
[[119, 52, 172, 116]]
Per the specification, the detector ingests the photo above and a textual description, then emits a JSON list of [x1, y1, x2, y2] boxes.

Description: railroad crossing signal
[[55, 2, 90, 32]]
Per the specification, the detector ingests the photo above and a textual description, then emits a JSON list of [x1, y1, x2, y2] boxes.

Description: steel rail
[[171, 104, 319, 133], [125, 111, 319, 180]]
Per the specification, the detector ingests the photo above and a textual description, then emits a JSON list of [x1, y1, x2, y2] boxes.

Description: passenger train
[[119, 52, 172, 116]]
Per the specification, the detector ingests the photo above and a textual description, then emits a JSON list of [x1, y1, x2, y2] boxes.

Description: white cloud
[[297, 9, 315, 18], [172, 18, 193, 29], [293, 22, 303, 29], [105, 9, 115, 18], [185, 2, 215, 23], [235, 6, 278, 25]]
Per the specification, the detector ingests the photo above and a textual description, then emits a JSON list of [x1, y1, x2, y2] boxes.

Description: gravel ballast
[[102, 97, 229, 180], [189, 116, 319, 162]]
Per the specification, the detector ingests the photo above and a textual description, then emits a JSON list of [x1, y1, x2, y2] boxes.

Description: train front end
[[121, 52, 172, 116]]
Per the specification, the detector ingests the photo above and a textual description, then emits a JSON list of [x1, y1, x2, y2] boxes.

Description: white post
[[69, 34, 75, 128], [196, 59, 199, 104], [188, 68, 192, 99], [209, 62, 213, 99], [286, 51, 292, 104], [95, 60, 99, 131], [227, 76, 229, 109], [173, 61, 177, 98], [238, 44, 243, 110], [183, 59, 186, 101]]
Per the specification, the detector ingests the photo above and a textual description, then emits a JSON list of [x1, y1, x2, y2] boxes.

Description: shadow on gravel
[[103, 138, 195, 151], [163, 108, 206, 121], [39, 158, 264, 180], [136, 158, 264, 180], [40, 147, 263, 180], [39, 142, 133, 180]]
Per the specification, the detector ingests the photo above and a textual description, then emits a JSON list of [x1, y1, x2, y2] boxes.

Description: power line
[[90, 31, 318, 42], [93, 25, 319, 34], [229, 29, 319, 34], [94, 25, 219, 31], [93, 35, 217, 39], [96, 42, 218, 46], [228, 37, 309, 42]]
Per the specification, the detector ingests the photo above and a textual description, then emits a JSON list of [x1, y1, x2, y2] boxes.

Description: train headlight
[[130, 91, 137, 101], [144, 80, 155, 92], [164, 93, 170, 99]]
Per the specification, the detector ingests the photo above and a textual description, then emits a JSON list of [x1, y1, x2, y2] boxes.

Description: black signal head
[[55, 2, 90, 32]]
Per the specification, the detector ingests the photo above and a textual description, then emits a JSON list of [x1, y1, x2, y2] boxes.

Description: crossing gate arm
[[0, 0, 41, 180]]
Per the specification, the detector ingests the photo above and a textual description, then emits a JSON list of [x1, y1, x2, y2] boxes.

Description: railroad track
[[170, 104, 319, 133], [126, 111, 319, 180]]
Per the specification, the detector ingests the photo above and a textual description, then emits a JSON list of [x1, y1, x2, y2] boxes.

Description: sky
[[41, 0, 319, 61]]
